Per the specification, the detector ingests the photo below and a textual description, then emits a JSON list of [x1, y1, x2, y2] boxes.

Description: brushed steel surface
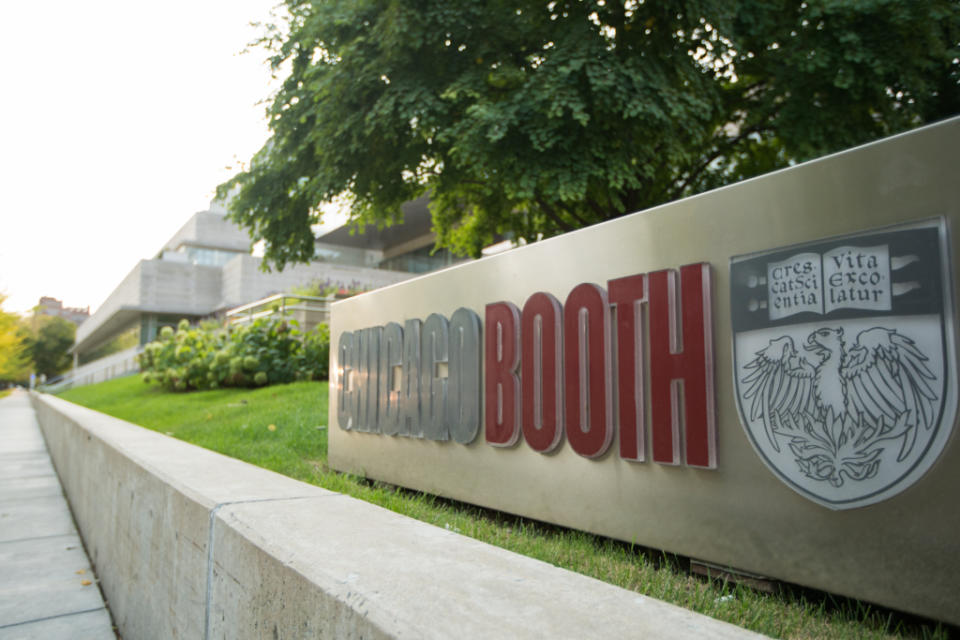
[[329, 117, 960, 624]]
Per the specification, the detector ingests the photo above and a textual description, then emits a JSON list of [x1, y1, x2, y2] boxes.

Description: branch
[[620, 188, 642, 216], [555, 200, 591, 228], [739, 80, 768, 101], [611, 1, 627, 57], [584, 196, 610, 221], [668, 124, 768, 200], [535, 197, 575, 233]]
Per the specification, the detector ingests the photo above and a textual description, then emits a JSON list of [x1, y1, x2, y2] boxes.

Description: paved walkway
[[0, 390, 114, 639]]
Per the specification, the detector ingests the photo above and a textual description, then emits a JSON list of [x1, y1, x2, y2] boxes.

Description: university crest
[[730, 219, 957, 509]]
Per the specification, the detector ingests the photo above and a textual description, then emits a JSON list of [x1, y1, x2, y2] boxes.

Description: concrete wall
[[161, 210, 251, 254], [219, 254, 414, 310], [139, 260, 222, 314], [76, 262, 145, 348], [74, 251, 412, 365], [30, 393, 759, 640], [76, 259, 223, 355]]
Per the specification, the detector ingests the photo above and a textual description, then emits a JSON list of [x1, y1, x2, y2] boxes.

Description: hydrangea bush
[[138, 318, 330, 391]]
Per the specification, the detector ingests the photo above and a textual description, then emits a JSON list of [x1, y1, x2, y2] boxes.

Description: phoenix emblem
[[741, 326, 937, 487]]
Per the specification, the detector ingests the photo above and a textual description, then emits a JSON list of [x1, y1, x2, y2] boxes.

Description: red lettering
[[647, 264, 715, 468], [608, 274, 646, 461], [521, 292, 564, 453], [485, 302, 521, 446], [563, 283, 613, 458]]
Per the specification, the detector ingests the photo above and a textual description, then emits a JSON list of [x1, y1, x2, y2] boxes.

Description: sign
[[329, 117, 960, 625], [336, 265, 716, 467]]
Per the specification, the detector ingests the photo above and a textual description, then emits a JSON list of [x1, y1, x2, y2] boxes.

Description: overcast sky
[[0, 0, 280, 314]]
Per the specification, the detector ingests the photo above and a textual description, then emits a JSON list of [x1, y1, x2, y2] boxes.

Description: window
[[379, 245, 457, 274]]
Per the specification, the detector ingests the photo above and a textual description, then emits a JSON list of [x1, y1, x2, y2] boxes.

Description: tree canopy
[[27, 315, 76, 378], [0, 295, 30, 383], [219, 0, 960, 268]]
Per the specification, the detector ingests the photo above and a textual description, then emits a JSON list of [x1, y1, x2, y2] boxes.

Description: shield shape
[[730, 219, 957, 509]]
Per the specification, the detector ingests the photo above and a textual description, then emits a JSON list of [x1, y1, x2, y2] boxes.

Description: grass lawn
[[0, 389, 12, 401], [58, 376, 948, 640]]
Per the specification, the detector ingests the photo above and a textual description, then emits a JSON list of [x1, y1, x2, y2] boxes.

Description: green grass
[[0, 389, 12, 400], [59, 377, 949, 640]]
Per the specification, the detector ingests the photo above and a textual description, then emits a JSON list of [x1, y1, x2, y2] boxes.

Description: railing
[[224, 293, 333, 333], [42, 345, 143, 393]]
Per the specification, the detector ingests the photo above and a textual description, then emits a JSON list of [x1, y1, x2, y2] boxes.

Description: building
[[36, 297, 90, 326], [65, 196, 464, 386]]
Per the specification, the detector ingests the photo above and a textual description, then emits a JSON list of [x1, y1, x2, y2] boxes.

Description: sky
[[0, 0, 281, 315]]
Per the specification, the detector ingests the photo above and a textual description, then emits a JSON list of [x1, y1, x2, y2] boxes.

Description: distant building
[[37, 297, 90, 326], [70, 196, 464, 372]]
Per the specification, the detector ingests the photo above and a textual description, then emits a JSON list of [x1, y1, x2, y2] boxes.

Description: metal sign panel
[[329, 117, 960, 624]]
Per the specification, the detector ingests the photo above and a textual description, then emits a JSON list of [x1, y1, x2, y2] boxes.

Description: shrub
[[300, 323, 330, 381], [138, 318, 331, 391]]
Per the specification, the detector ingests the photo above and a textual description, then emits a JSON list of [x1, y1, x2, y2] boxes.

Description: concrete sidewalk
[[0, 390, 114, 639]]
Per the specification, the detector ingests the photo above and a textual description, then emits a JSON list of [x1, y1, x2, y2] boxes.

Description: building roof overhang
[[71, 305, 213, 355], [315, 196, 433, 251]]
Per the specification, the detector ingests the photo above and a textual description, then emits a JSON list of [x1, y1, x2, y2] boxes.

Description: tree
[[27, 316, 76, 378], [0, 295, 30, 383], [219, 0, 960, 267]]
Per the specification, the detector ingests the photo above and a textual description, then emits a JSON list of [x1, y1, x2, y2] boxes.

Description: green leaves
[[138, 318, 330, 392], [219, 0, 959, 265], [0, 295, 30, 383], [27, 316, 75, 378]]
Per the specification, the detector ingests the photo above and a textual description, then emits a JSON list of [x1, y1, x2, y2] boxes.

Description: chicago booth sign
[[329, 118, 960, 625], [338, 264, 715, 466]]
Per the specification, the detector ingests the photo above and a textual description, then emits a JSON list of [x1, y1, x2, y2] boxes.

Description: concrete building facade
[[36, 297, 90, 326], [70, 196, 453, 370]]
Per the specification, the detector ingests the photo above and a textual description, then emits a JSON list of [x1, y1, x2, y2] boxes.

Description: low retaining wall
[[31, 393, 760, 639]]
